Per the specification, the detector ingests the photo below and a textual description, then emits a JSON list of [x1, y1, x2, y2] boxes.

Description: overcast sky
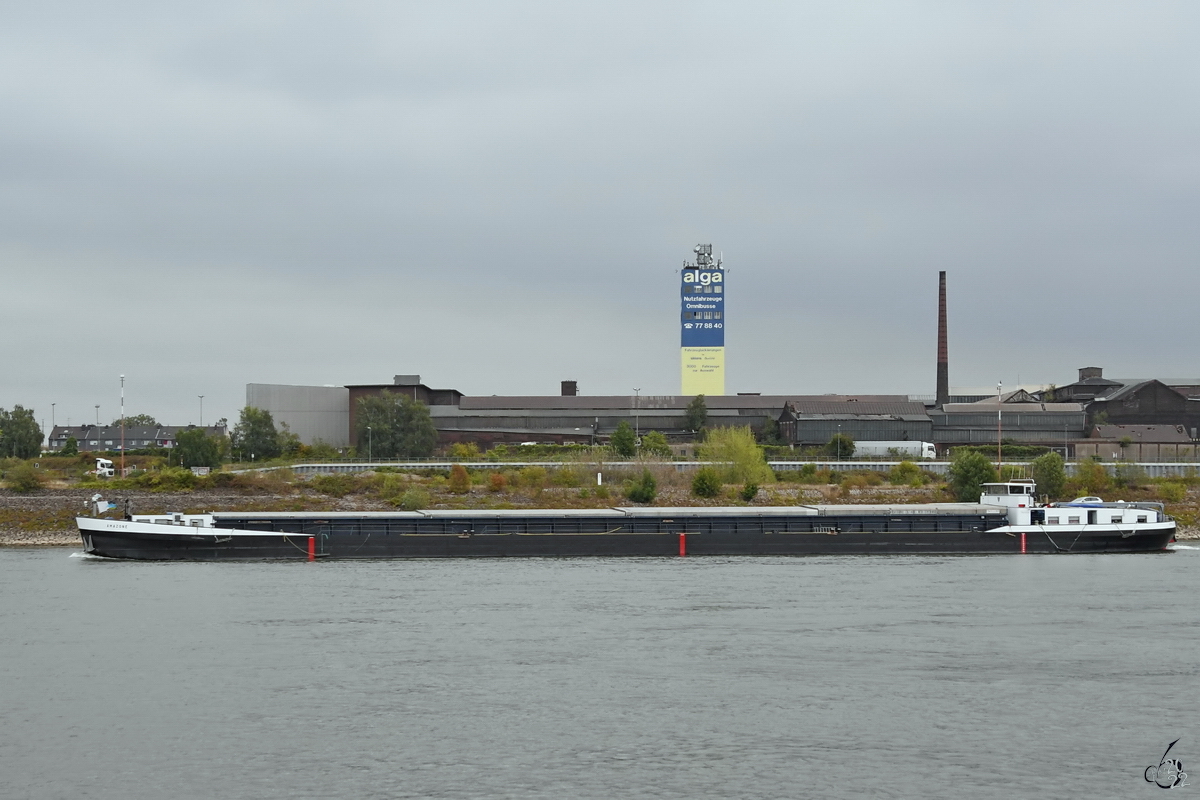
[[3, 2, 1197, 429]]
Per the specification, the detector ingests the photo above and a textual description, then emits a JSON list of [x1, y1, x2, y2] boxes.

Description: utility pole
[[199, 395, 204, 427], [120, 375, 126, 476], [996, 382, 1003, 475]]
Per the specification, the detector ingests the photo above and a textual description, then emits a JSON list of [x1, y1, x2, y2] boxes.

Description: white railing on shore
[[271, 460, 1200, 478]]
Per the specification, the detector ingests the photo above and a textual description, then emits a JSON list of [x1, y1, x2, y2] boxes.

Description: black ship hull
[[77, 510, 1175, 560]]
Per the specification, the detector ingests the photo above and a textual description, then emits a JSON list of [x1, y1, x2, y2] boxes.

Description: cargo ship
[[74, 480, 1175, 560]]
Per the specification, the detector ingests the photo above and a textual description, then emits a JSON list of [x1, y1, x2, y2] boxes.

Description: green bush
[[640, 431, 672, 459], [692, 467, 722, 498], [305, 440, 341, 460], [551, 467, 584, 488], [488, 472, 507, 492], [394, 488, 431, 511], [699, 426, 774, 484], [5, 461, 45, 493], [739, 482, 759, 502], [1073, 457, 1111, 495], [888, 461, 924, 485], [998, 465, 1026, 481], [1113, 463, 1146, 490], [955, 444, 1050, 460], [134, 467, 198, 492], [625, 469, 657, 503], [310, 473, 358, 497], [610, 421, 636, 458], [517, 466, 548, 490], [824, 434, 855, 460], [1158, 482, 1187, 503], [449, 442, 481, 459], [947, 451, 997, 502], [373, 473, 407, 499], [1031, 452, 1066, 500]]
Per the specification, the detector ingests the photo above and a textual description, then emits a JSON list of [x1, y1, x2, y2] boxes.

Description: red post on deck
[[679, 532, 687, 557], [307, 536, 316, 561], [1020, 532, 1027, 554]]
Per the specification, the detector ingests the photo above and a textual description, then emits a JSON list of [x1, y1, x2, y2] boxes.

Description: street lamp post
[[199, 395, 204, 427], [120, 375, 125, 476], [367, 426, 372, 462], [52, 403, 56, 430], [837, 423, 841, 462], [633, 388, 641, 443]]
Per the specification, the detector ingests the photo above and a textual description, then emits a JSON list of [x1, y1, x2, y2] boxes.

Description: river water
[[1, 547, 1197, 799]]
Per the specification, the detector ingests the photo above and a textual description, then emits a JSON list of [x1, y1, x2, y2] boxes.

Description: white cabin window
[[1047, 516, 1059, 525], [1137, 515, 1147, 523], [1068, 516, 1081, 525], [1111, 515, 1123, 523]]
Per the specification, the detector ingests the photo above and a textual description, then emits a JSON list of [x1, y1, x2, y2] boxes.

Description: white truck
[[94, 458, 115, 478], [850, 441, 937, 460]]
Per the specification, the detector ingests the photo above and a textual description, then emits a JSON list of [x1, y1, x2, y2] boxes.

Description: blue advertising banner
[[680, 265, 725, 347]]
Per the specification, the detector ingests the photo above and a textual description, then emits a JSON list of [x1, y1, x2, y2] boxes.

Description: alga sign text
[[680, 244, 725, 396]]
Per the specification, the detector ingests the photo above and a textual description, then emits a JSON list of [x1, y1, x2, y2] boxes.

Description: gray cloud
[[3, 2, 1198, 427]]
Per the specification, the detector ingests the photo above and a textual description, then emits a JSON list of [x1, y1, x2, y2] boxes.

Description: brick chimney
[[936, 271, 949, 408]]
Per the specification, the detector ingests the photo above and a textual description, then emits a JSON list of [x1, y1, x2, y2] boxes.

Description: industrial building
[[46, 424, 229, 452], [929, 399, 1086, 447], [776, 399, 931, 445], [242, 264, 1197, 457]]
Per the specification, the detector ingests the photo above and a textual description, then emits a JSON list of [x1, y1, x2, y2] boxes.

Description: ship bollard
[[679, 532, 686, 557], [307, 536, 316, 561]]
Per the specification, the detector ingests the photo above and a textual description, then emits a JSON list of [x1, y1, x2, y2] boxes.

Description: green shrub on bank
[[517, 466, 548, 490], [739, 483, 759, 502], [699, 426, 774, 485], [954, 444, 1050, 460], [394, 488, 431, 511], [624, 469, 657, 504], [310, 473, 359, 497], [1113, 463, 1146, 490], [1070, 457, 1111, 496], [4, 461, 45, 493], [1158, 482, 1187, 503], [692, 467, 721, 498], [947, 451, 997, 502], [137, 467, 198, 492], [551, 466, 585, 488], [887, 461, 925, 486]]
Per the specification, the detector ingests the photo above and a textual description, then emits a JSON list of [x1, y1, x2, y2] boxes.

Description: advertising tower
[[680, 244, 725, 395]]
